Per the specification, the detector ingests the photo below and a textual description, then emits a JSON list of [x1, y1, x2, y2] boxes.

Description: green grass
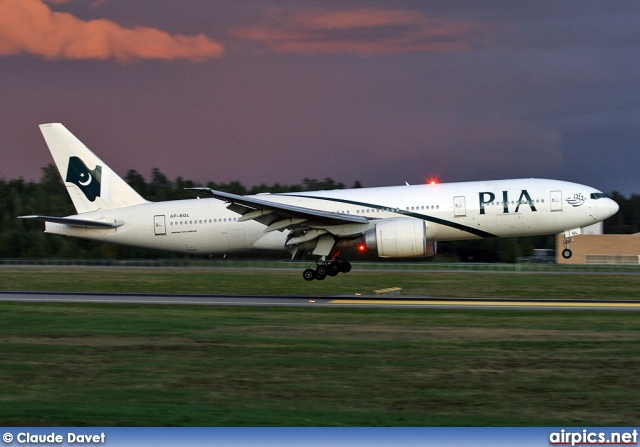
[[1, 267, 639, 426], [1, 303, 640, 426], [1, 266, 639, 299]]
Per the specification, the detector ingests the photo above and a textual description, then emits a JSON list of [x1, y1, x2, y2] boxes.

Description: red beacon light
[[358, 244, 367, 253], [427, 176, 439, 185]]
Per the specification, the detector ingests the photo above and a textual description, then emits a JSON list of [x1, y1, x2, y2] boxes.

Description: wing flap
[[264, 218, 307, 233]]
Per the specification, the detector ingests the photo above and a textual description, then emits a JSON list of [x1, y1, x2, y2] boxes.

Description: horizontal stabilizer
[[19, 215, 124, 229]]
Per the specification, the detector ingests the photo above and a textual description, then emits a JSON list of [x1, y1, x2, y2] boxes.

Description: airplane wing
[[187, 188, 369, 227], [186, 187, 369, 239], [18, 215, 124, 229]]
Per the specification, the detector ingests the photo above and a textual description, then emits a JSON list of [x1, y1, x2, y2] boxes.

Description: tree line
[[0, 165, 636, 262], [0, 165, 357, 260]]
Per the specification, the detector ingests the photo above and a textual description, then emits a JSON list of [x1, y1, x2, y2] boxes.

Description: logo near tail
[[66, 156, 102, 201]]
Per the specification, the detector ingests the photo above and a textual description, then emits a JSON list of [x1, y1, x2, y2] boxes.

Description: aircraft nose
[[594, 196, 619, 221], [608, 198, 619, 218]]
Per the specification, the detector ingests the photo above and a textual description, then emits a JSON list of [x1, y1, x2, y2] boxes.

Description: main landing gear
[[303, 260, 352, 281]]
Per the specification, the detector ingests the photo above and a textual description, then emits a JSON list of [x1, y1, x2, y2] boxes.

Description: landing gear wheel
[[327, 262, 341, 276], [316, 265, 327, 277], [339, 261, 352, 273], [303, 269, 316, 281], [562, 248, 572, 259], [301, 259, 351, 281]]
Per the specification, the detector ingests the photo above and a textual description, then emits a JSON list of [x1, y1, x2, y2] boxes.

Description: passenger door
[[453, 196, 466, 217], [550, 191, 563, 211], [154, 215, 166, 235]]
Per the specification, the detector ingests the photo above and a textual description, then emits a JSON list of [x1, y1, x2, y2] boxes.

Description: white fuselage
[[45, 178, 618, 256]]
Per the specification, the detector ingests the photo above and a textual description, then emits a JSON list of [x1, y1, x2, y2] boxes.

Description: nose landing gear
[[561, 229, 580, 259]]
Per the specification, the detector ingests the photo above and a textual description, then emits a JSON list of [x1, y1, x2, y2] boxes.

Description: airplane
[[20, 123, 619, 281]]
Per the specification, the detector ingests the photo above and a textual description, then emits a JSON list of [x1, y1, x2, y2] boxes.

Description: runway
[[1, 291, 640, 310]]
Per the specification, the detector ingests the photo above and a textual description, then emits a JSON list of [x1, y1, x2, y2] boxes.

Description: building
[[555, 232, 640, 264]]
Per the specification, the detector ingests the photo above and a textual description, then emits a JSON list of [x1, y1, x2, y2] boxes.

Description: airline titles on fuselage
[[478, 189, 539, 215]]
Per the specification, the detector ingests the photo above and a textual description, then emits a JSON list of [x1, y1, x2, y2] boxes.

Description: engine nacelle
[[363, 218, 437, 258]]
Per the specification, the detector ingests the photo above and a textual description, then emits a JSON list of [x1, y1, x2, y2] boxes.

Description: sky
[[1, 0, 639, 194]]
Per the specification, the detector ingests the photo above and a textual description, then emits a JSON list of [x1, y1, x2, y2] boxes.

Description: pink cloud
[[0, 0, 224, 61], [232, 8, 494, 55]]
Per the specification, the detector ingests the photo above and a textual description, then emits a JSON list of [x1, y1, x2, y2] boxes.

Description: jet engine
[[362, 218, 437, 258]]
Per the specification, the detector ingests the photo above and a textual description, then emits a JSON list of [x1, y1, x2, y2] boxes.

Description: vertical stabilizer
[[39, 123, 148, 213]]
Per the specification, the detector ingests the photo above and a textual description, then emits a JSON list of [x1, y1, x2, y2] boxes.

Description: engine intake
[[364, 218, 437, 258]]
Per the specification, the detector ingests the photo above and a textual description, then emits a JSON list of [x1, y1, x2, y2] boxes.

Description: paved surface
[[1, 291, 640, 310]]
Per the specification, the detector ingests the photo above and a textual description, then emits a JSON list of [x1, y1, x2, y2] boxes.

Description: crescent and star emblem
[[78, 172, 92, 186], [66, 157, 102, 201]]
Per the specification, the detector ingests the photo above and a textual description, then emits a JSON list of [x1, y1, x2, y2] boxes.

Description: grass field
[[1, 266, 639, 299], [1, 266, 639, 426]]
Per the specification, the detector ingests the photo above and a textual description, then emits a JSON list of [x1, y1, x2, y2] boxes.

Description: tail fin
[[39, 123, 148, 213]]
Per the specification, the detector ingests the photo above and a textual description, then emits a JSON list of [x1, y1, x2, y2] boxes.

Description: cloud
[[232, 8, 494, 55], [0, 0, 223, 61]]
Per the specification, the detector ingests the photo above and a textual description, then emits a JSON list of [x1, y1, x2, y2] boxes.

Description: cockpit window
[[590, 193, 607, 199]]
